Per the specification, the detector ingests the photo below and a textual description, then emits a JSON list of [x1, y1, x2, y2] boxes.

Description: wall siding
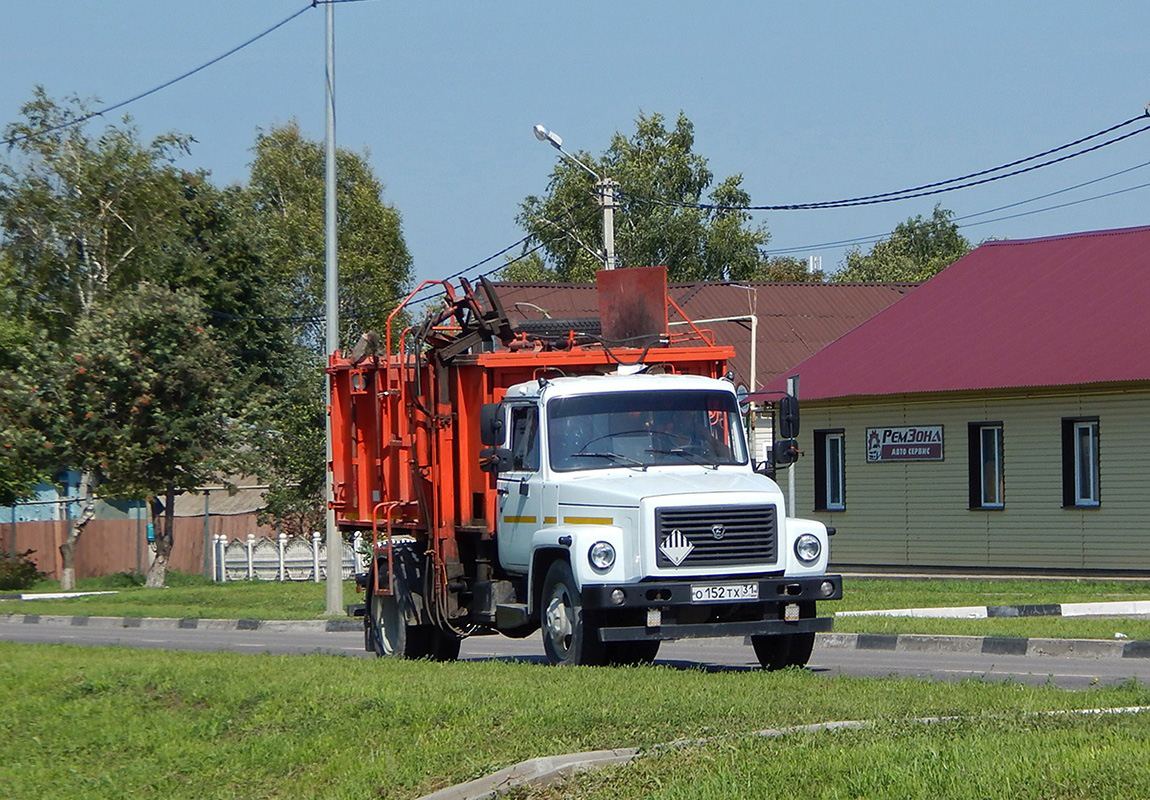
[[796, 385, 1150, 571]]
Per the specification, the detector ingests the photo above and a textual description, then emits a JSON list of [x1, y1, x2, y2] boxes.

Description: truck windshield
[[547, 390, 748, 472]]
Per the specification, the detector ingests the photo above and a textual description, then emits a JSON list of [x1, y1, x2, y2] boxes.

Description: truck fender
[[527, 525, 626, 615], [782, 517, 831, 576]]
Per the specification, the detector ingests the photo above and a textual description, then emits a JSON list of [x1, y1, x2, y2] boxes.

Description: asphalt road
[[3, 618, 1148, 690]]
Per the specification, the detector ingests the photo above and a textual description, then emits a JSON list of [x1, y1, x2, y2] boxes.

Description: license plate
[[690, 582, 759, 603]]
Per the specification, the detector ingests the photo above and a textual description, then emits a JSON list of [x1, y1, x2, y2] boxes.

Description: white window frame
[[824, 432, 845, 511], [1072, 420, 1100, 507], [977, 424, 1004, 509]]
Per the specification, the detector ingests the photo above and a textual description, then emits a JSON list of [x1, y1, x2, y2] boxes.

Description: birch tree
[[0, 90, 203, 587]]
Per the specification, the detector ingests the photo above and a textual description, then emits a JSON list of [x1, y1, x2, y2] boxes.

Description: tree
[[835, 205, 972, 283], [240, 122, 414, 532], [515, 112, 774, 283], [243, 121, 412, 350], [0, 253, 61, 505], [755, 255, 826, 283], [63, 284, 236, 588], [0, 88, 197, 342], [0, 91, 230, 586]]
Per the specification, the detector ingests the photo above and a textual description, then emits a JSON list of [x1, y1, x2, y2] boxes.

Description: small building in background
[[759, 226, 1150, 573]]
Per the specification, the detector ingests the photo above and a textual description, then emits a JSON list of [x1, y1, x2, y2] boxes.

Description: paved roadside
[[3, 605, 1150, 660]]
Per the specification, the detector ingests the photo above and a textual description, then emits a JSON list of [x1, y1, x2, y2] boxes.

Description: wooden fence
[[1, 513, 275, 581]]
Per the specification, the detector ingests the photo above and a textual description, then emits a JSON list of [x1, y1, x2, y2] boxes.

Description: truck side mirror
[[778, 394, 800, 439], [479, 447, 513, 474], [772, 438, 800, 467], [480, 403, 505, 446]]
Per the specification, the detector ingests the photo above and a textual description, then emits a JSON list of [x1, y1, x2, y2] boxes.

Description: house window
[[814, 430, 845, 511], [968, 423, 1004, 509], [1062, 418, 1100, 508]]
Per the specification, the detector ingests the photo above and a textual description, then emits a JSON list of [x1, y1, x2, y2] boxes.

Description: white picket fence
[[209, 532, 367, 582]]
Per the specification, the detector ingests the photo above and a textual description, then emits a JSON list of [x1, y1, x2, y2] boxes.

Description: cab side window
[[509, 406, 540, 471]]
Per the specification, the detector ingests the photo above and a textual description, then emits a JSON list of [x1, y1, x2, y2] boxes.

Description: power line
[[952, 159, 1150, 222], [2, 3, 314, 148], [622, 113, 1150, 213], [763, 166, 1150, 257]]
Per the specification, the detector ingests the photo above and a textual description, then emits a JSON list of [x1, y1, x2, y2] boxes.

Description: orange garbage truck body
[[329, 267, 841, 666]]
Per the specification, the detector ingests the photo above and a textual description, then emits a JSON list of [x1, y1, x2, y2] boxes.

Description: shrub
[[0, 550, 47, 590]]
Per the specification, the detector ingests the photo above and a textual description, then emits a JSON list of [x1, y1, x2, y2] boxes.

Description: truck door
[[496, 404, 542, 572]]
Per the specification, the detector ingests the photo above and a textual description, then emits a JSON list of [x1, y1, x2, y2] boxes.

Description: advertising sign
[[866, 426, 944, 462]]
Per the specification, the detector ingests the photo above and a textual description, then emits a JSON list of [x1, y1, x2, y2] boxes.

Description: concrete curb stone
[[3, 613, 1149, 658]]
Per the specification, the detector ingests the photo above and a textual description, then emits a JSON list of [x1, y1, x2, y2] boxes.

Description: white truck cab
[[486, 371, 841, 667]]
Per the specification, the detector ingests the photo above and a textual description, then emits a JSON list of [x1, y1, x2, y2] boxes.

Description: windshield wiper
[[571, 452, 648, 469], [646, 448, 721, 469]]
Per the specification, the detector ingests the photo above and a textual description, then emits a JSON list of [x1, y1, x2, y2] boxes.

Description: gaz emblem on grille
[[659, 529, 695, 566], [711, 524, 726, 540]]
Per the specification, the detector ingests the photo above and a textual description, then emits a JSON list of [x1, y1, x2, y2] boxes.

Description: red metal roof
[[493, 280, 915, 392], [758, 226, 1150, 401]]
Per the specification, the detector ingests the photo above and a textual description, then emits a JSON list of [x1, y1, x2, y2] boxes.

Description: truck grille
[[655, 505, 777, 568]]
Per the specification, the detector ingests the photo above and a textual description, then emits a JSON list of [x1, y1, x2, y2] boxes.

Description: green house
[[759, 226, 1150, 573]]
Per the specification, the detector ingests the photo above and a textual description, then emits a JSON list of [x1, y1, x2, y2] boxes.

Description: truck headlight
[[794, 534, 821, 565], [589, 541, 616, 571]]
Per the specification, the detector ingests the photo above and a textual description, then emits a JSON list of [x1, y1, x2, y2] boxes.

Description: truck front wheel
[[750, 631, 816, 671], [541, 560, 605, 666]]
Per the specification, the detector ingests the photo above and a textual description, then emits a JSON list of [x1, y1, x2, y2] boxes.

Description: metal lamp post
[[533, 124, 617, 270], [323, 0, 342, 616]]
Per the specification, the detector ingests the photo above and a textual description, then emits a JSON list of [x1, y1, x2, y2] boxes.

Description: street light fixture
[[532, 123, 617, 270]]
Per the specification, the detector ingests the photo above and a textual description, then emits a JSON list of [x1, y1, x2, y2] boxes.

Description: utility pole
[[323, 0, 343, 616], [599, 177, 618, 270]]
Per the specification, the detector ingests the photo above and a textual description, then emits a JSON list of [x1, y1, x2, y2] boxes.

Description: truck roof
[[503, 371, 736, 401]]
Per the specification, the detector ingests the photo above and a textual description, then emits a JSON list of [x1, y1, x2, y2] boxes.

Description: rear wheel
[[751, 632, 816, 670], [366, 564, 460, 661], [541, 560, 605, 666]]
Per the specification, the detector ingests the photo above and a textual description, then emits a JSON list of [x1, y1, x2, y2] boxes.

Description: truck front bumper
[[581, 573, 842, 609], [581, 573, 842, 643]]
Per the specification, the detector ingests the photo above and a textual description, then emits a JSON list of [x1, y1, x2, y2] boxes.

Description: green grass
[[515, 712, 1150, 799], [2, 572, 361, 619], [5, 575, 1150, 640], [837, 577, 1150, 641], [840, 577, 1150, 612], [2, 642, 1149, 800]]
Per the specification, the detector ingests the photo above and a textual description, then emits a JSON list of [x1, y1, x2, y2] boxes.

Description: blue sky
[[3, 2, 1149, 288]]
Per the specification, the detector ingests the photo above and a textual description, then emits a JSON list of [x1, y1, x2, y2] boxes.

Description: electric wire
[[764, 158, 1150, 256], [621, 114, 1150, 212], [951, 159, 1150, 222], [2, 3, 314, 148]]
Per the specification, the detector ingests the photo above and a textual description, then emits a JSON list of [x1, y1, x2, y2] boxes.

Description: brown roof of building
[[494, 281, 916, 393]]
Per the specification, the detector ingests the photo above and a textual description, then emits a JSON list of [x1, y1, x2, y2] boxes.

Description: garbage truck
[[329, 266, 841, 667]]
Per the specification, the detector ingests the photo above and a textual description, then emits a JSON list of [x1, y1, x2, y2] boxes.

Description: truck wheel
[[366, 589, 411, 658], [366, 573, 461, 661], [750, 632, 816, 671], [604, 639, 661, 666], [541, 560, 605, 666]]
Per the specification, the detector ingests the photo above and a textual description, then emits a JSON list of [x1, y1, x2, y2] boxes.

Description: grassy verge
[[2, 642, 1148, 800], [837, 577, 1150, 641], [2, 572, 361, 619], [515, 712, 1150, 800], [4, 575, 1150, 640], [840, 577, 1150, 612]]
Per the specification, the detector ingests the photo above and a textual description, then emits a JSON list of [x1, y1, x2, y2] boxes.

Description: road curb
[[418, 747, 642, 800], [817, 632, 1147, 659], [838, 599, 1150, 619], [0, 613, 361, 633], [3, 613, 1147, 658]]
